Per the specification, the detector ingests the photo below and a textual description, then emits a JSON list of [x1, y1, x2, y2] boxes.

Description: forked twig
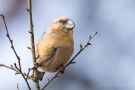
[[0, 14, 31, 90], [0, 63, 33, 79], [66, 31, 98, 67], [0, 64, 19, 73]]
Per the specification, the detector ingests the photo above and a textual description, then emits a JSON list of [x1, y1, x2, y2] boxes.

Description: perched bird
[[35, 16, 75, 81]]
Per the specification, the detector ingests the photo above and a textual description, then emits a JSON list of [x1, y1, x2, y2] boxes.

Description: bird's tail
[[38, 72, 45, 81]]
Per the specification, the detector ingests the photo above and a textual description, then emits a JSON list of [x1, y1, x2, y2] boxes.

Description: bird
[[35, 16, 75, 81]]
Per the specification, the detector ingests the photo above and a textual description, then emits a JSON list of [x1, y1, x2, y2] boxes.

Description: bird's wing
[[35, 36, 58, 63]]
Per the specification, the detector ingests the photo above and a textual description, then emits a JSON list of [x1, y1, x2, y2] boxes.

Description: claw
[[32, 63, 42, 70], [56, 64, 65, 74]]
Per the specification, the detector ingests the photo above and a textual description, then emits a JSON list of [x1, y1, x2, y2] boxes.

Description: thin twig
[[0, 15, 20, 61], [0, 64, 19, 73], [0, 14, 31, 90], [0, 63, 33, 79], [41, 31, 98, 90], [66, 31, 98, 67], [27, 0, 40, 89], [40, 73, 60, 90], [17, 83, 19, 90], [27, 68, 31, 78], [27, 47, 31, 49]]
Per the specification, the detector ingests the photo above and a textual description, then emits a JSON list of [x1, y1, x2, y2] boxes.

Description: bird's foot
[[57, 64, 65, 74], [32, 63, 42, 70]]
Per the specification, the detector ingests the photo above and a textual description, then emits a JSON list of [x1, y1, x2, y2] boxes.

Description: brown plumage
[[35, 16, 75, 81]]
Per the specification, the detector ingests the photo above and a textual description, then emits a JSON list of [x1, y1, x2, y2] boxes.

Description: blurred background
[[0, 0, 135, 90]]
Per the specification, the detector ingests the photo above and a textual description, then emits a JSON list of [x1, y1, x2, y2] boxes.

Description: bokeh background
[[0, 0, 135, 90]]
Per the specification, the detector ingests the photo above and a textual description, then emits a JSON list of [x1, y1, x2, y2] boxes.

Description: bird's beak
[[65, 20, 75, 30]]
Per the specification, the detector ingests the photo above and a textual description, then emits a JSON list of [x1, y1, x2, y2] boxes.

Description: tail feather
[[38, 72, 45, 81]]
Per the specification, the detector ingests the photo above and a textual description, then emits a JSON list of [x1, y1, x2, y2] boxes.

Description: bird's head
[[49, 16, 75, 33]]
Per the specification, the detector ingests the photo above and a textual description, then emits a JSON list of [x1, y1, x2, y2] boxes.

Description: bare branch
[[66, 31, 98, 67], [41, 72, 60, 90], [0, 14, 20, 64], [0, 14, 31, 90], [27, 68, 31, 78], [0, 63, 19, 73], [41, 31, 98, 90], [27, 0, 40, 89], [0, 63, 33, 80]]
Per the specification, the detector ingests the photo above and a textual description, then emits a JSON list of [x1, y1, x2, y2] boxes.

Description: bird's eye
[[59, 20, 64, 23], [59, 20, 67, 24]]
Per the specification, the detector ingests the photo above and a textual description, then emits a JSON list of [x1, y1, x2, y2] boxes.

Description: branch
[[0, 63, 34, 80], [0, 14, 31, 90], [0, 15, 20, 65], [0, 64, 19, 73], [66, 31, 98, 67], [27, 0, 40, 89], [41, 31, 98, 90]]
